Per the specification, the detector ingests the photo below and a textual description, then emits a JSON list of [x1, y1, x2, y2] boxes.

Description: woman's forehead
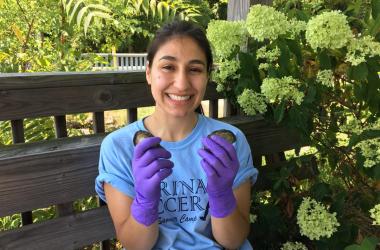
[[154, 36, 207, 63]]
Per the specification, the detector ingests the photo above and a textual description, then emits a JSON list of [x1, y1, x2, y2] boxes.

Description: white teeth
[[168, 94, 190, 101]]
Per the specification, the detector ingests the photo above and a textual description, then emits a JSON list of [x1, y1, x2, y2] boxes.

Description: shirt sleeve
[[232, 129, 259, 189], [95, 134, 136, 203]]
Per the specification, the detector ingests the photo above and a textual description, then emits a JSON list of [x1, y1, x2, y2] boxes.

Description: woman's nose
[[173, 69, 190, 91]]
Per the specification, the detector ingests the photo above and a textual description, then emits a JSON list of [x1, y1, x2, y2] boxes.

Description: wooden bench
[[0, 72, 305, 249]]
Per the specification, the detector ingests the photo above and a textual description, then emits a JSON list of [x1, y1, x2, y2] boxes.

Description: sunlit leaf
[[69, 0, 84, 24], [11, 24, 24, 43], [84, 11, 112, 36]]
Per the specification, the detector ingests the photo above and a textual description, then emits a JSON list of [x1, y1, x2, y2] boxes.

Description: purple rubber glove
[[197, 135, 239, 218], [131, 137, 174, 226]]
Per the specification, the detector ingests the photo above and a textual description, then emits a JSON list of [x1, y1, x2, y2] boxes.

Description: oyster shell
[[133, 130, 154, 146], [208, 129, 236, 143]]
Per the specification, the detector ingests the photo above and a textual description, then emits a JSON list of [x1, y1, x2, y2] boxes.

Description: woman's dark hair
[[147, 20, 213, 75]]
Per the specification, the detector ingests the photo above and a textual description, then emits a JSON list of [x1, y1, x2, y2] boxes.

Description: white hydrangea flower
[[316, 69, 334, 88], [281, 241, 308, 250], [250, 214, 258, 223], [306, 11, 353, 50], [237, 89, 267, 115], [212, 59, 240, 91], [257, 46, 281, 62], [369, 204, 380, 226], [261, 76, 304, 105], [246, 4, 289, 42], [288, 19, 307, 39], [346, 35, 380, 66], [297, 197, 340, 240], [354, 138, 380, 168], [259, 63, 270, 70], [207, 20, 247, 59]]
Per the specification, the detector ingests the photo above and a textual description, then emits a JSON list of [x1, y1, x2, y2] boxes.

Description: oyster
[[133, 130, 154, 146], [208, 129, 236, 143]]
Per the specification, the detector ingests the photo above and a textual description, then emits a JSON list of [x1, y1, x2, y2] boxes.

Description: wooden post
[[112, 46, 117, 69], [227, 0, 250, 21], [224, 0, 251, 117]]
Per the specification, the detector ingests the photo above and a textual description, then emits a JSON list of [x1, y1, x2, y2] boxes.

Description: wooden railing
[[0, 71, 305, 249], [83, 53, 147, 71]]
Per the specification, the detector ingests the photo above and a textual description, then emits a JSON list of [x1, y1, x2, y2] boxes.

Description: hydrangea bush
[[207, 1, 380, 249]]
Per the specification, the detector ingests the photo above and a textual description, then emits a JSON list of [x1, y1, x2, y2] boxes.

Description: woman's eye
[[190, 68, 203, 73], [162, 65, 174, 71]]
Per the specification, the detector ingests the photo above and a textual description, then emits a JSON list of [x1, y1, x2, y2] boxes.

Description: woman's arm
[[104, 183, 159, 250], [211, 181, 251, 249]]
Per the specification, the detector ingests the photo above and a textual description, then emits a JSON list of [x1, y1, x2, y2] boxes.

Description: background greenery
[[207, 0, 379, 249]]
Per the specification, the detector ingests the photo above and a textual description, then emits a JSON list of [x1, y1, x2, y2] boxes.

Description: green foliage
[[0, 214, 21, 231], [207, 0, 380, 248], [61, 0, 112, 36]]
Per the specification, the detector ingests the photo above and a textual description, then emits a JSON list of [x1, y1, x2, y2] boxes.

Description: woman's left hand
[[197, 135, 239, 218]]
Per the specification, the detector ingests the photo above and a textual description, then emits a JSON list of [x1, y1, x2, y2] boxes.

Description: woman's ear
[[146, 61, 151, 85]]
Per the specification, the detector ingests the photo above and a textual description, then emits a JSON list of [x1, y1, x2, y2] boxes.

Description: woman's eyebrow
[[159, 55, 176, 61], [159, 56, 205, 66], [189, 59, 206, 66]]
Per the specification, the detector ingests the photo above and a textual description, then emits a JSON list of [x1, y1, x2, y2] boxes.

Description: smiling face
[[146, 36, 209, 119]]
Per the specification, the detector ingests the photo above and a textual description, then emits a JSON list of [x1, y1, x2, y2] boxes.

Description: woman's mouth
[[167, 94, 192, 101]]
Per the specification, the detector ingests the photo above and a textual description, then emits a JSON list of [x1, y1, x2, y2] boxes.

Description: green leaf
[[64, 0, 76, 14], [372, 165, 380, 180], [235, 77, 252, 96], [348, 130, 380, 148], [142, 0, 149, 16], [69, 1, 84, 24], [372, 0, 380, 19], [157, 1, 164, 20], [84, 11, 111, 36], [169, 8, 177, 21], [273, 101, 286, 124], [311, 182, 331, 200], [361, 237, 379, 249], [345, 237, 379, 250], [318, 50, 331, 70], [87, 4, 111, 13], [150, 0, 156, 18], [349, 63, 368, 81], [178, 12, 185, 20], [238, 52, 254, 79], [369, 15, 380, 36], [286, 39, 303, 65], [277, 40, 291, 76], [331, 191, 346, 214], [133, 0, 142, 12], [344, 244, 361, 250], [162, 2, 170, 21], [77, 6, 89, 27], [303, 84, 316, 104], [353, 83, 367, 102]]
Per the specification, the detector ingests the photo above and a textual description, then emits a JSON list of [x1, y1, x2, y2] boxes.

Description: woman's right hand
[[131, 136, 174, 226]]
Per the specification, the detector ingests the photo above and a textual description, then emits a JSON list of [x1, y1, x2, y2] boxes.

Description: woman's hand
[[131, 137, 174, 226], [198, 135, 239, 218]]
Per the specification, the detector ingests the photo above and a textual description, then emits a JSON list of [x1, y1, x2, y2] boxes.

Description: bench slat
[[0, 144, 100, 217], [0, 207, 115, 250], [0, 72, 221, 121]]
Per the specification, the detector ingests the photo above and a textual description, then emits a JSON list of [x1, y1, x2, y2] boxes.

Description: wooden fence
[[0, 71, 306, 249], [82, 53, 147, 71]]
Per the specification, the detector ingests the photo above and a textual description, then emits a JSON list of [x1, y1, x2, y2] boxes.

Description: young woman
[[95, 20, 258, 250]]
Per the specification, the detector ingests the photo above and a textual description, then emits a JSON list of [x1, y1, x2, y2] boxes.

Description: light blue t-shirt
[[95, 114, 259, 250]]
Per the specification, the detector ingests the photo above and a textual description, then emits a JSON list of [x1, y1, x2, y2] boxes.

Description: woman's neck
[[144, 110, 199, 142]]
